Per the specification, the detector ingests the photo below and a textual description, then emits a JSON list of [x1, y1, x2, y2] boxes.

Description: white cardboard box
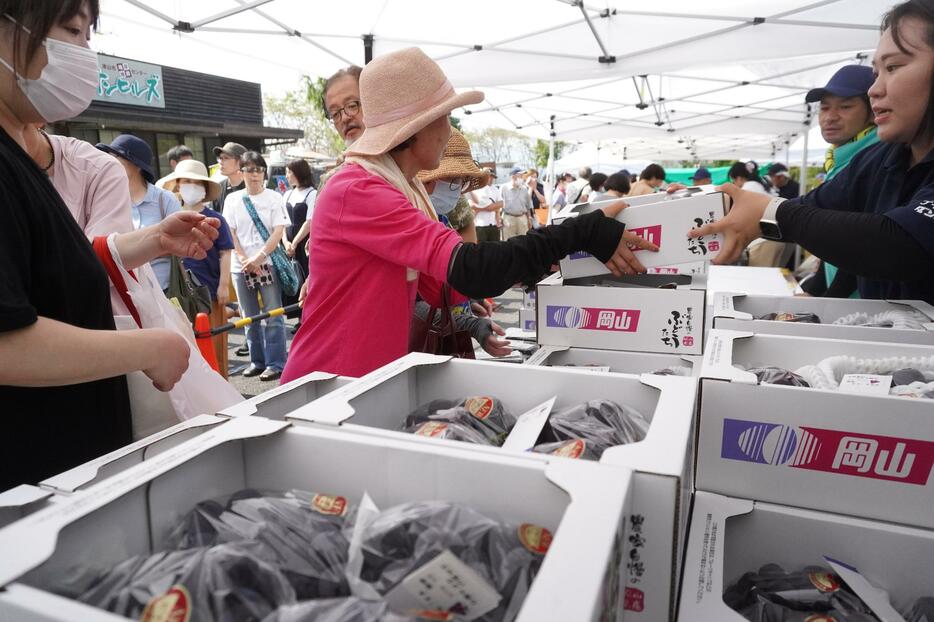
[[554, 193, 728, 279], [712, 292, 934, 345], [525, 345, 701, 376], [536, 271, 706, 355], [678, 491, 934, 621], [288, 353, 699, 622], [522, 288, 537, 309], [697, 329, 934, 529], [518, 306, 537, 331], [0, 416, 635, 622], [12, 373, 354, 500]]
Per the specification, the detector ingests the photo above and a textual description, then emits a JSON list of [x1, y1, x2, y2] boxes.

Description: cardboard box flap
[[0, 485, 52, 511], [218, 371, 338, 418], [600, 374, 698, 476], [286, 353, 451, 425], [712, 292, 753, 320], [0, 416, 288, 588], [700, 330, 757, 384], [39, 414, 228, 494], [521, 460, 633, 620], [886, 299, 934, 329], [522, 345, 569, 366]]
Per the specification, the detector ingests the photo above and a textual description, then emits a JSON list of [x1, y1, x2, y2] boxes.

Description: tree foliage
[[263, 75, 344, 156], [532, 138, 568, 169], [464, 127, 534, 167]]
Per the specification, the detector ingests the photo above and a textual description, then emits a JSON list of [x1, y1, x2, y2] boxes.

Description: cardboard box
[[697, 329, 934, 529], [289, 353, 699, 622], [519, 306, 537, 331], [525, 345, 701, 376], [522, 288, 537, 309], [0, 416, 635, 621], [536, 271, 706, 355], [554, 193, 728, 279], [27, 373, 355, 497], [0, 486, 59, 530], [712, 292, 934, 346], [648, 261, 707, 276], [678, 491, 934, 621]]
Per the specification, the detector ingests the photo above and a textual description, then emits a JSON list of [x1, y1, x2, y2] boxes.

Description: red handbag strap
[[92, 236, 142, 328]]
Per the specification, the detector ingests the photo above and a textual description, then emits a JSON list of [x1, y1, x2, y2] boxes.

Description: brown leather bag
[[409, 284, 476, 359]]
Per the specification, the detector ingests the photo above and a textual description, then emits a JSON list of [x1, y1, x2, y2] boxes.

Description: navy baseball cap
[[805, 65, 875, 103], [97, 134, 156, 183], [692, 166, 711, 181], [509, 166, 524, 176]]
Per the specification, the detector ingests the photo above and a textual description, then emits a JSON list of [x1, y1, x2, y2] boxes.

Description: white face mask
[[0, 16, 100, 122], [179, 183, 207, 206], [429, 183, 461, 216]]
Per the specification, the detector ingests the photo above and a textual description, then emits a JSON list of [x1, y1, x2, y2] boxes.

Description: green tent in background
[[664, 163, 773, 185]]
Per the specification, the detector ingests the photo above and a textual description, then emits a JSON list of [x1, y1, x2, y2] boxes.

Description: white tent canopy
[[97, 0, 888, 160]]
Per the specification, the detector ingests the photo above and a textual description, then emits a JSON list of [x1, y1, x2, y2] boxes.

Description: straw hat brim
[[417, 155, 487, 193], [345, 90, 484, 157], [157, 172, 222, 203]]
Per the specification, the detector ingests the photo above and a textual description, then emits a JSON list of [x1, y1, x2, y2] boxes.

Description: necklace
[[38, 129, 54, 173]]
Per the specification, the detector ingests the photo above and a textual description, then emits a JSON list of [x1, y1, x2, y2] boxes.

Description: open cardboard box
[[0, 373, 355, 505], [712, 292, 934, 345], [553, 192, 727, 279], [0, 416, 634, 622], [525, 345, 701, 377], [697, 329, 934, 529], [677, 491, 934, 621], [536, 271, 706, 355], [288, 353, 699, 622]]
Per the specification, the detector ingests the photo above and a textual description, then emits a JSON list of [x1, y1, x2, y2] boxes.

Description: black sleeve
[[778, 201, 934, 281], [447, 210, 625, 299], [824, 268, 858, 298]]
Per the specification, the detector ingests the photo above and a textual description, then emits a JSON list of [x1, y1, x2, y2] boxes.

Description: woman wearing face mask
[[282, 48, 656, 380], [223, 151, 290, 382], [692, 0, 934, 303], [159, 160, 234, 377], [0, 0, 220, 490]]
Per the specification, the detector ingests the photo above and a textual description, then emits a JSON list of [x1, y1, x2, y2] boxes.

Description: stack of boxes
[[2, 187, 934, 621]]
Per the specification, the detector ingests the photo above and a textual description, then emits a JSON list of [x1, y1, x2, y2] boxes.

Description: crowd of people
[[0, 0, 932, 490]]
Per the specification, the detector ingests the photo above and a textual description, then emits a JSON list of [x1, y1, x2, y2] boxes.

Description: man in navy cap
[[692, 167, 712, 185], [805, 65, 879, 180], [801, 65, 879, 299]]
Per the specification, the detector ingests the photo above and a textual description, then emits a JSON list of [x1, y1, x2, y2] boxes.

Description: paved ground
[[227, 288, 526, 398]]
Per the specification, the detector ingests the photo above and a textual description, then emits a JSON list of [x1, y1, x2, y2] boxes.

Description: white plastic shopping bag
[[108, 235, 244, 421]]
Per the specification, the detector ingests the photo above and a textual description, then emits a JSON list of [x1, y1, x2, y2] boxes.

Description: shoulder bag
[[242, 194, 300, 296], [409, 283, 476, 359]]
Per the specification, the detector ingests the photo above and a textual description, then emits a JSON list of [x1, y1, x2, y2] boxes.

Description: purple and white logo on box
[[545, 305, 641, 332], [721, 418, 934, 485]]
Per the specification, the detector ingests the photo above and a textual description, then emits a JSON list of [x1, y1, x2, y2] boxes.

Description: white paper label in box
[[825, 557, 906, 621], [502, 397, 555, 452], [385, 549, 501, 621], [839, 374, 893, 396]]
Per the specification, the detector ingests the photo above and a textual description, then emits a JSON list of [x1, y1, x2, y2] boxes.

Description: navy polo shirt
[[794, 141, 934, 302]]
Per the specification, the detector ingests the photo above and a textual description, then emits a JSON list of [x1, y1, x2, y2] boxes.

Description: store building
[[48, 54, 303, 179]]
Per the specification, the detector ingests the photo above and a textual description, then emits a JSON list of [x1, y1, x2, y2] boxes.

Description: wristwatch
[[759, 196, 787, 241]]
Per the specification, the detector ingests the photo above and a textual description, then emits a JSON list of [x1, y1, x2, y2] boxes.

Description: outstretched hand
[[482, 321, 512, 358], [687, 183, 770, 265], [604, 230, 659, 276], [159, 211, 221, 260]]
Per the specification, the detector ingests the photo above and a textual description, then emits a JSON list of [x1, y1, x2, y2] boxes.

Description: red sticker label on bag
[[809, 573, 840, 593], [141, 585, 190, 622], [550, 439, 585, 459], [311, 494, 348, 517], [518, 524, 553, 555], [415, 422, 448, 437], [464, 397, 494, 420]]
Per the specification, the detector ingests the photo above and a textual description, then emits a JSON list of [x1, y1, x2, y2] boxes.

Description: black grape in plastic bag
[[908, 597, 934, 622], [747, 367, 811, 387], [530, 439, 603, 460], [755, 312, 822, 324], [164, 489, 352, 600], [78, 542, 296, 622], [356, 501, 551, 622], [722, 563, 878, 622], [532, 399, 650, 460], [401, 397, 515, 446]]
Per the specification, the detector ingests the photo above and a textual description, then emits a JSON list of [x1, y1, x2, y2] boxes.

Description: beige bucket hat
[[345, 47, 484, 156], [417, 128, 487, 192], [157, 159, 222, 202]]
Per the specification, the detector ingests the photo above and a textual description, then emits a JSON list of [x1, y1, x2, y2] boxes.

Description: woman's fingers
[[599, 199, 629, 219], [623, 231, 659, 252]]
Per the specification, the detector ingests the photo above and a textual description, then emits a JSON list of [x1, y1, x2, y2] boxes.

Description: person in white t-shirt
[[468, 169, 504, 242], [223, 151, 291, 381]]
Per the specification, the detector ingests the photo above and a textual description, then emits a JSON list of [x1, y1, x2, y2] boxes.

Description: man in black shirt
[[767, 163, 800, 200], [211, 142, 247, 212]]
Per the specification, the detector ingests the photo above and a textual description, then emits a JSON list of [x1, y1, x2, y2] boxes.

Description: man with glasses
[[211, 142, 247, 213], [323, 66, 365, 146]]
